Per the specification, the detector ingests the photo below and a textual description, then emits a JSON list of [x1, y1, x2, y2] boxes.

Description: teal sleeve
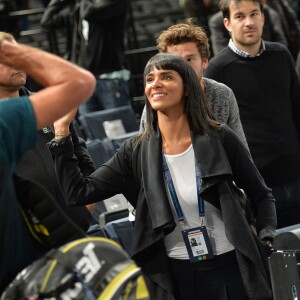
[[0, 96, 37, 171]]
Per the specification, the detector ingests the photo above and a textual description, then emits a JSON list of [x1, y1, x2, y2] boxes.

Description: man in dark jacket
[[0, 32, 95, 293], [41, 0, 131, 112], [0, 33, 95, 287], [0, 32, 95, 231], [15, 87, 94, 231]]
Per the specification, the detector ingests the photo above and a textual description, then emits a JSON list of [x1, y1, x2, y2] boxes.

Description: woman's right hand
[[53, 108, 78, 139]]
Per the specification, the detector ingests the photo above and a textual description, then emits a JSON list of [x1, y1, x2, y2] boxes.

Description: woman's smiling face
[[144, 67, 185, 114]]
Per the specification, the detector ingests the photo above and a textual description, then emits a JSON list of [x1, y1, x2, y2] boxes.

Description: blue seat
[[109, 130, 139, 151], [99, 208, 129, 227], [86, 139, 112, 168], [104, 216, 133, 255], [79, 105, 139, 140], [86, 224, 107, 237], [91, 194, 128, 225]]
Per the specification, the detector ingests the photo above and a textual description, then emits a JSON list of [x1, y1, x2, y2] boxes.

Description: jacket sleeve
[[208, 11, 229, 55], [266, 6, 288, 46], [288, 51, 300, 142], [48, 136, 138, 207], [226, 88, 249, 151], [80, 0, 128, 22], [296, 52, 300, 78], [70, 123, 96, 176], [220, 126, 277, 238]]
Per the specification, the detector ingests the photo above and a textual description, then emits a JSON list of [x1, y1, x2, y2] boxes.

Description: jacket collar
[[140, 127, 232, 231], [191, 130, 232, 180], [141, 129, 175, 232]]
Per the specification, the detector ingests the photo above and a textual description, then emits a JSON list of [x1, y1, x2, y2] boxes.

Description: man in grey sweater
[[139, 19, 248, 149]]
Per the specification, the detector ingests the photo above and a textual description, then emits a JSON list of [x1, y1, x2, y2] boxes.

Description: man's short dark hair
[[219, 0, 264, 19]]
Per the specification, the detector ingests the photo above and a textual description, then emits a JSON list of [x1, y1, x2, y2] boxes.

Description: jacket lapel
[[141, 130, 175, 231], [191, 131, 232, 184]]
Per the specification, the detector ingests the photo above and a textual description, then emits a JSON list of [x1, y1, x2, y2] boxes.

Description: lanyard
[[162, 154, 205, 224]]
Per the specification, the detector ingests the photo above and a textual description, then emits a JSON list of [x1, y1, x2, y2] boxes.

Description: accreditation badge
[[182, 226, 214, 263]]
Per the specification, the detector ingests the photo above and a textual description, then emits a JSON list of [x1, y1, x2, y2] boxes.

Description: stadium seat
[[104, 217, 134, 255], [79, 105, 139, 140], [86, 139, 112, 168]]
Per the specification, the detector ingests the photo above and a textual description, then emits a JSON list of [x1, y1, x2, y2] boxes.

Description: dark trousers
[[169, 251, 248, 300]]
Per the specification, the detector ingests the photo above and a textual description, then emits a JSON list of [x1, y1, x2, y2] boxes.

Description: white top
[[163, 145, 234, 259]]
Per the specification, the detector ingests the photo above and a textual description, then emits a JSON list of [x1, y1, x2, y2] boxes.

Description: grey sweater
[[139, 77, 249, 149]]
